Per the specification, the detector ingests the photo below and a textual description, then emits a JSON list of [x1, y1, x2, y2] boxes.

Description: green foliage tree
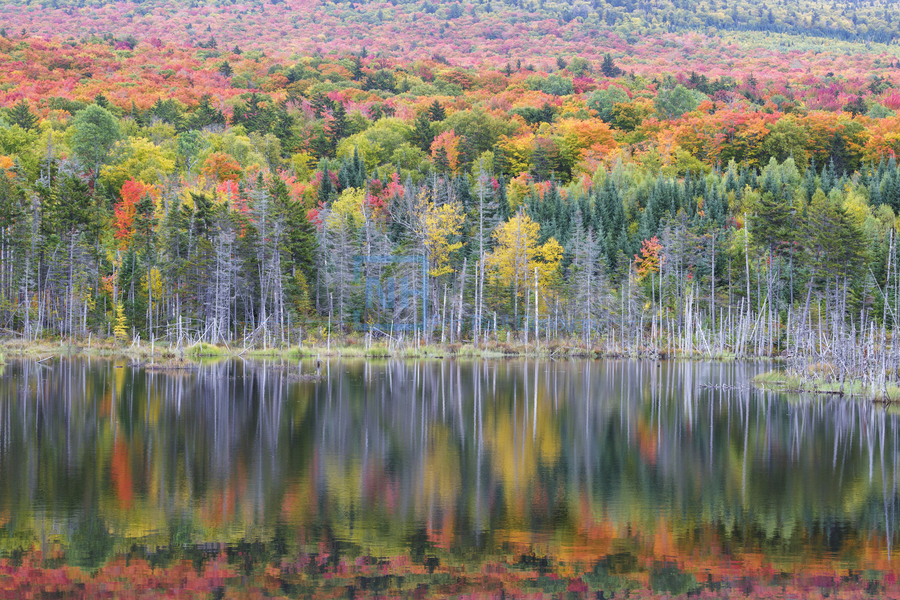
[[69, 104, 121, 185], [176, 130, 205, 173], [587, 86, 629, 123], [6, 100, 37, 131], [188, 94, 227, 130], [327, 103, 349, 149], [601, 53, 622, 77], [338, 147, 367, 190], [427, 100, 446, 122], [655, 84, 705, 119], [411, 112, 435, 152]]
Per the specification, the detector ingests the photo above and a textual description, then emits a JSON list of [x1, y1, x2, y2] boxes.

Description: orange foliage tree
[[113, 179, 158, 249], [202, 152, 242, 182]]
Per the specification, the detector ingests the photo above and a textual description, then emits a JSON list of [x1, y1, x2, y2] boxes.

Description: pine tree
[[601, 53, 621, 77], [338, 147, 367, 189], [412, 112, 435, 152], [351, 56, 363, 81], [319, 164, 335, 204], [802, 165, 818, 201], [820, 160, 836, 194], [427, 100, 446, 122], [7, 99, 37, 131], [272, 177, 318, 285], [327, 103, 349, 149], [149, 98, 178, 126], [310, 128, 331, 159], [93, 92, 110, 108], [531, 144, 551, 181], [69, 104, 120, 186], [311, 93, 331, 119], [187, 94, 226, 130]]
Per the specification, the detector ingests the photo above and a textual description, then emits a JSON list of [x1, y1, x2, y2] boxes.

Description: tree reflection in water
[[1, 358, 899, 597]]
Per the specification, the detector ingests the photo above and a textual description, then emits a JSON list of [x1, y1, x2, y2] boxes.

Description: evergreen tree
[[327, 102, 349, 148], [434, 146, 450, 174], [427, 100, 446, 122], [93, 92, 110, 109], [601, 53, 621, 77], [272, 177, 318, 284], [311, 93, 331, 119], [750, 191, 790, 260], [820, 160, 836, 194], [149, 98, 184, 130], [187, 94, 227, 130], [411, 112, 435, 152], [350, 56, 363, 81], [189, 191, 214, 236], [531, 144, 551, 181], [310, 128, 331, 159], [319, 164, 335, 204], [338, 147, 367, 189], [233, 92, 272, 134], [802, 165, 818, 201], [7, 99, 37, 131]]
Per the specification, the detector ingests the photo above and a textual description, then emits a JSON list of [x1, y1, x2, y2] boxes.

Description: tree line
[[0, 100, 897, 367]]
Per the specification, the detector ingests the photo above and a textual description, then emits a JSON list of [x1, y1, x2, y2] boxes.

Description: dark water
[[1, 357, 899, 597]]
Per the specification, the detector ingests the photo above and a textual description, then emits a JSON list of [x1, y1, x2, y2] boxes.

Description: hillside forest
[[0, 3, 899, 370]]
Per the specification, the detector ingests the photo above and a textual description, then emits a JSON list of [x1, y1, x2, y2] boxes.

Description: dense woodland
[[0, 3, 898, 377]]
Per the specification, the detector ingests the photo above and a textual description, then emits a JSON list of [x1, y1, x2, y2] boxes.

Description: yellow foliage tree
[[100, 137, 176, 192], [326, 187, 366, 229], [497, 132, 535, 177], [113, 302, 128, 343], [422, 200, 465, 277], [485, 212, 563, 312]]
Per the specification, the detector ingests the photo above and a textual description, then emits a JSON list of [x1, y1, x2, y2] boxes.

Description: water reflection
[[1, 358, 899, 590]]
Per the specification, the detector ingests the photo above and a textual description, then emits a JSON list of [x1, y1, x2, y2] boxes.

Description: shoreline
[[5, 339, 900, 403], [752, 370, 900, 403], [0, 337, 759, 363]]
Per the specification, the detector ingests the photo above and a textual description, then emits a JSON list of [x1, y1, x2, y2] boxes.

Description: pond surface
[[0, 358, 898, 597]]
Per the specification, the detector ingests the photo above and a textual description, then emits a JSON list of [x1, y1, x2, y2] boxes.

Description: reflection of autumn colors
[[2, 358, 900, 597]]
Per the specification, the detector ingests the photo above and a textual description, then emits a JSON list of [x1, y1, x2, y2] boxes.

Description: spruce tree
[[7, 99, 37, 131], [327, 103, 349, 149], [188, 94, 227, 130], [412, 112, 435, 152], [427, 100, 446, 122], [319, 164, 335, 204]]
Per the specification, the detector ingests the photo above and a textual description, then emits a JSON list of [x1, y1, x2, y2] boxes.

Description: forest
[[4, 0, 900, 596], [0, 2, 898, 389]]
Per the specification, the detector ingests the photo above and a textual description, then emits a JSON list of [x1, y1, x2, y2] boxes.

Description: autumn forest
[[0, 0, 897, 372], [4, 0, 900, 596]]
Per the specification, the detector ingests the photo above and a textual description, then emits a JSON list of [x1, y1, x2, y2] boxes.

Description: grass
[[753, 369, 900, 402], [0, 336, 601, 362], [184, 342, 227, 358], [0, 335, 855, 372]]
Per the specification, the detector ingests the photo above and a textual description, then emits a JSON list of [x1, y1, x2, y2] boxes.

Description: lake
[[0, 357, 898, 598]]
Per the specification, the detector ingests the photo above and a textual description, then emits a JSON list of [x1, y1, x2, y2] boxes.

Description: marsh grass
[[184, 342, 227, 358], [754, 369, 900, 402], [0, 335, 786, 365]]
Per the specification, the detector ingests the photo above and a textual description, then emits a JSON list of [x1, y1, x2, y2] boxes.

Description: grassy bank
[[0, 335, 742, 363], [753, 369, 900, 402], [0, 337, 593, 362]]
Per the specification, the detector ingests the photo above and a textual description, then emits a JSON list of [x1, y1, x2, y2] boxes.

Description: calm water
[[1, 357, 899, 597]]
